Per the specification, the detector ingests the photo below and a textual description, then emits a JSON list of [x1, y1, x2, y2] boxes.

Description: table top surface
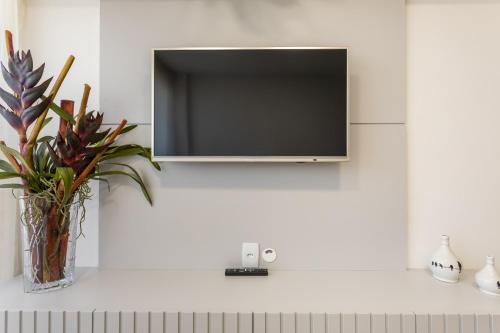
[[0, 269, 499, 313]]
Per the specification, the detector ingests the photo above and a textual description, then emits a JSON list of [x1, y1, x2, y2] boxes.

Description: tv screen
[[152, 48, 348, 162]]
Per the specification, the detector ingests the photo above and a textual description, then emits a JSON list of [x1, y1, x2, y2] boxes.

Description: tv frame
[[151, 47, 350, 163]]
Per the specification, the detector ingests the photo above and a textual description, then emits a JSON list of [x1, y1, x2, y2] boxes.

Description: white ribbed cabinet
[[1, 312, 500, 333], [1, 269, 499, 333]]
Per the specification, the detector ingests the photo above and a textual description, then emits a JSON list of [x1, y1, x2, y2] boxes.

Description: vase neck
[[486, 256, 495, 266]]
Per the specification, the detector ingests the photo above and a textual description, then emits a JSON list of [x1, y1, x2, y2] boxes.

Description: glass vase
[[20, 195, 80, 293]]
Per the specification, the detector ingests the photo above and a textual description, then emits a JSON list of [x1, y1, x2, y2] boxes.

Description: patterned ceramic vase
[[429, 235, 462, 283]]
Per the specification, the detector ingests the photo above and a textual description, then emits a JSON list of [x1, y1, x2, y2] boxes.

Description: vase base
[[478, 288, 500, 297], [432, 274, 459, 283], [24, 275, 75, 293]]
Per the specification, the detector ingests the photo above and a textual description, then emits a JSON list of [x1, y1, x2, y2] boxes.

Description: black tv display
[[152, 48, 348, 162]]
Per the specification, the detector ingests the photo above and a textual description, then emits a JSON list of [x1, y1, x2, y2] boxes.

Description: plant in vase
[[0, 31, 159, 293]]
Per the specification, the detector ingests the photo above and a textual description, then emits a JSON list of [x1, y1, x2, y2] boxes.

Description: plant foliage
[[0, 30, 159, 206]]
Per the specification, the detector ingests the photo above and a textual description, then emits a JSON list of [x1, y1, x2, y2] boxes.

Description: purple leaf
[[0, 87, 21, 114], [23, 63, 45, 89], [21, 77, 52, 109], [85, 128, 111, 145], [65, 126, 82, 152], [15, 51, 21, 63], [56, 134, 71, 160], [82, 144, 110, 159], [20, 98, 51, 128], [0, 104, 23, 131], [1, 63, 22, 94], [46, 143, 65, 167], [20, 50, 33, 74], [7, 57, 20, 80]]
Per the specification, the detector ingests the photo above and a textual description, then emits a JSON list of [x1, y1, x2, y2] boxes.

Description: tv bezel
[[151, 47, 350, 162]]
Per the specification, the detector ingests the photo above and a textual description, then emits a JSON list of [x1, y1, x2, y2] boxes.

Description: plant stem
[[75, 84, 91, 134], [4, 30, 13, 57], [58, 100, 74, 136], [71, 119, 127, 193], [24, 55, 75, 168]]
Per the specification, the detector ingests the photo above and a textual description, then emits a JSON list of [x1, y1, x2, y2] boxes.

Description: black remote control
[[225, 268, 268, 276]]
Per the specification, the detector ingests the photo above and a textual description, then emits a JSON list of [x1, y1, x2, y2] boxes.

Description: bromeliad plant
[[0, 31, 159, 291]]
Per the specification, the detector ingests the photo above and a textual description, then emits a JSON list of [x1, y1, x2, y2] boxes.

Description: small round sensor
[[262, 248, 277, 263]]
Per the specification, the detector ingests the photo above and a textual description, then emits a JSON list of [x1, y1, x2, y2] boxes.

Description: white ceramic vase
[[475, 256, 500, 297], [429, 235, 462, 283]]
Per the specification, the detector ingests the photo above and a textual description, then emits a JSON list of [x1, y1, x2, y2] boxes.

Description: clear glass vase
[[20, 195, 80, 293]]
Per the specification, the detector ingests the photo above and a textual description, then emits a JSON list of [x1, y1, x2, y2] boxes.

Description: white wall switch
[[241, 242, 259, 268]]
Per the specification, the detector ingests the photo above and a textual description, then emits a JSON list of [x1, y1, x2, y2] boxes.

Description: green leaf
[[0, 159, 15, 172], [36, 135, 54, 144], [0, 183, 25, 189], [55, 167, 74, 204], [41, 116, 53, 130], [91, 177, 111, 192], [102, 144, 161, 171], [119, 124, 137, 135], [0, 144, 35, 176], [36, 142, 50, 173], [41, 95, 75, 124], [91, 167, 152, 205], [0, 171, 22, 180]]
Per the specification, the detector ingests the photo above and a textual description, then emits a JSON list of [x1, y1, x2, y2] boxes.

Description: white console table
[[0, 269, 499, 333]]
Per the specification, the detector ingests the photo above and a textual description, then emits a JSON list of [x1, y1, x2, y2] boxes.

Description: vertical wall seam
[[309, 313, 312, 333], [104, 311, 108, 333], [207, 313, 211, 333], [91, 309, 96, 333], [293, 313, 296, 333], [265, 314, 267, 333], [279, 313, 282, 333], [370, 313, 372, 333], [162, 312, 166, 333], [250, 312, 255, 333], [148, 312, 151, 333], [19, 311, 23, 333]]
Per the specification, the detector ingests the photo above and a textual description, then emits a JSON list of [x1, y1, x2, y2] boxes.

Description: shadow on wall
[[156, 162, 344, 190], [103, 0, 346, 35], [98, 162, 354, 199]]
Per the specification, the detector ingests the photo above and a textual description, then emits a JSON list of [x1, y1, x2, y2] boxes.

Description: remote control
[[225, 268, 268, 276]]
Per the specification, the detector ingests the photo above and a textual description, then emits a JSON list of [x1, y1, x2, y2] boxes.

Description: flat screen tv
[[152, 47, 349, 162]]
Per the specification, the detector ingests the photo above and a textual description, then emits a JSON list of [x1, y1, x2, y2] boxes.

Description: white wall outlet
[[241, 242, 259, 268], [262, 248, 277, 263]]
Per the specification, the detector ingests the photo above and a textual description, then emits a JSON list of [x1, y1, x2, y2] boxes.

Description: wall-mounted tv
[[152, 47, 349, 162]]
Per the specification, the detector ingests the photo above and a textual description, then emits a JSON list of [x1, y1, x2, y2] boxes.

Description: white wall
[[19, 0, 500, 270], [0, 0, 25, 280], [407, 1, 500, 269], [98, 0, 407, 270], [22, 0, 100, 266]]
